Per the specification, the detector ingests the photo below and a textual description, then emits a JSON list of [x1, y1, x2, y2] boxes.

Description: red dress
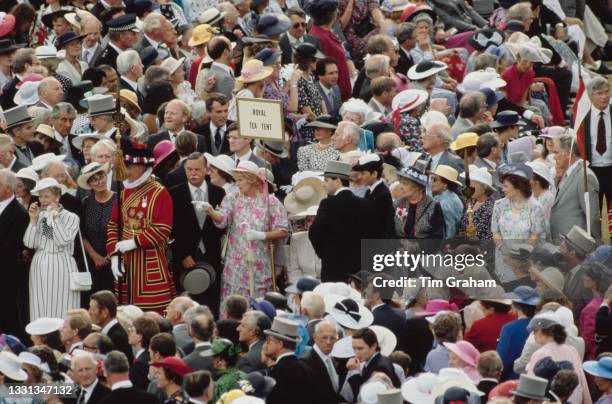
[[465, 312, 517, 352], [107, 177, 176, 312], [309, 24, 351, 100], [502, 64, 535, 105]]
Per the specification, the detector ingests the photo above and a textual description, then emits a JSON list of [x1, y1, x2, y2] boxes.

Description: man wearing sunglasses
[[279, 8, 321, 65]]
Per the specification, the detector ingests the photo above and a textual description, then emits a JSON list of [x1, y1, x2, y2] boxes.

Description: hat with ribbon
[[497, 162, 533, 180], [151, 356, 194, 377], [397, 166, 428, 187], [458, 68, 507, 93], [77, 162, 109, 190], [71, 133, 105, 150], [106, 13, 141, 33], [18, 352, 50, 373], [55, 31, 86, 49], [188, 23, 219, 47], [123, 139, 155, 166], [407, 60, 447, 81], [460, 165, 494, 190], [539, 126, 565, 139], [323, 160, 351, 180], [31, 177, 67, 196], [198, 9, 226, 25], [294, 42, 326, 59], [87, 94, 116, 117], [478, 87, 505, 109], [236, 59, 273, 83], [432, 164, 462, 186], [254, 138, 288, 158], [41, 7, 72, 29], [64, 9, 95, 30], [153, 140, 177, 168], [240, 372, 276, 398], [160, 56, 185, 74], [254, 48, 283, 67], [305, 114, 339, 129], [0, 39, 23, 55], [403, 5, 436, 22], [468, 28, 504, 51], [416, 299, 459, 317], [25, 317, 63, 336], [390, 89, 428, 134], [526, 161, 553, 186], [490, 110, 526, 129], [531, 266, 565, 294], [16, 167, 39, 189], [264, 317, 301, 343], [329, 298, 374, 329]]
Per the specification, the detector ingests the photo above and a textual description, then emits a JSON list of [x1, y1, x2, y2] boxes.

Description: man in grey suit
[[228, 122, 266, 167], [237, 311, 271, 372], [206, 37, 235, 100], [474, 133, 501, 192], [367, 77, 396, 118], [166, 296, 195, 356], [450, 92, 486, 138], [279, 8, 321, 65], [316, 58, 342, 119], [182, 314, 214, 372], [416, 123, 464, 174], [550, 133, 601, 244]]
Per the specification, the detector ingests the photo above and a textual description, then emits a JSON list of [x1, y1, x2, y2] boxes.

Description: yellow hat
[[118, 89, 141, 114], [188, 24, 219, 47], [450, 132, 478, 151], [218, 389, 246, 403]]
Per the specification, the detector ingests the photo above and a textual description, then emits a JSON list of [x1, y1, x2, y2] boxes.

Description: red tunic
[[107, 177, 176, 312], [309, 24, 352, 100], [465, 312, 517, 352]]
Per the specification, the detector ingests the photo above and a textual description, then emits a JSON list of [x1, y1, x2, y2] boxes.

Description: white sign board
[[236, 98, 285, 141]]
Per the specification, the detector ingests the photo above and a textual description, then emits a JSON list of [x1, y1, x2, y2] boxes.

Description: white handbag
[[70, 229, 92, 292]]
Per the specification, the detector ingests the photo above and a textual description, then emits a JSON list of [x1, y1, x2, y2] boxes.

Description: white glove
[[191, 200, 211, 213], [114, 239, 137, 253], [110, 255, 125, 281], [246, 229, 266, 241]]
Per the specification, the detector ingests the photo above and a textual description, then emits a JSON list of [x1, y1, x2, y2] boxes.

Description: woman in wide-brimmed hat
[[227, 59, 273, 121], [55, 31, 87, 85], [24, 178, 80, 320], [430, 164, 464, 239], [526, 161, 555, 227], [15, 167, 39, 209], [444, 340, 481, 384], [204, 152, 237, 194], [296, 115, 340, 171], [205, 161, 289, 303], [459, 164, 495, 240]]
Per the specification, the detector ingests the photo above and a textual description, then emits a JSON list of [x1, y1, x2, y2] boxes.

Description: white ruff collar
[[123, 168, 153, 189]]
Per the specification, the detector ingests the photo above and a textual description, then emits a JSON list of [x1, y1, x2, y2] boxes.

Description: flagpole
[[572, 63, 591, 235]]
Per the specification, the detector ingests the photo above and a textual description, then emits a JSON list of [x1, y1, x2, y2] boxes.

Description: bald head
[[313, 320, 338, 355], [166, 296, 194, 325], [38, 77, 64, 105]]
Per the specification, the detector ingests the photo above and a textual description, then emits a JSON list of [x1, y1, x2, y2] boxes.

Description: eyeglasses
[[292, 22, 306, 28]]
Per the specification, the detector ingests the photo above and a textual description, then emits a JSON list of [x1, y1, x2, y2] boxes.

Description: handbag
[[70, 228, 92, 292]]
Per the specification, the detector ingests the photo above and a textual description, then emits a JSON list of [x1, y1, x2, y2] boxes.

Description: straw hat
[[232, 160, 262, 178], [197, 9, 226, 26], [71, 133, 106, 150], [188, 23, 219, 47], [0, 352, 27, 381], [460, 165, 493, 190], [160, 57, 185, 74], [77, 162, 109, 190], [407, 61, 447, 81], [16, 167, 39, 188], [35, 124, 63, 144], [432, 165, 462, 186], [118, 89, 141, 114], [236, 59, 273, 83], [284, 177, 325, 214], [450, 132, 478, 151]]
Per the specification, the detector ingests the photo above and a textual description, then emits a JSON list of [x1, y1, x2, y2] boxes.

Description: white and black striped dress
[[23, 208, 81, 321]]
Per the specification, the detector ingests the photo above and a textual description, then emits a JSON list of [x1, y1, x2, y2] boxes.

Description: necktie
[[214, 127, 222, 150], [596, 111, 607, 155], [194, 188, 206, 228], [76, 387, 85, 404], [365, 189, 371, 198], [325, 357, 339, 392]]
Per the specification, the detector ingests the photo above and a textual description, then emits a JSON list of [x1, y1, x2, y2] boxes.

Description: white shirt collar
[[483, 158, 497, 168], [565, 159, 582, 178], [334, 187, 350, 196], [69, 341, 83, 353], [593, 105, 610, 116], [0, 195, 15, 216], [40, 100, 53, 110], [109, 41, 124, 54], [430, 151, 443, 170], [369, 179, 384, 193], [122, 76, 138, 91], [101, 318, 118, 335], [287, 32, 303, 45], [371, 97, 386, 113], [276, 352, 296, 363], [144, 34, 159, 49], [371, 303, 385, 311], [98, 127, 116, 139], [195, 341, 211, 348], [189, 399, 208, 404], [8, 155, 16, 170], [123, 168, 153, 190], [212, 61, 233, 76], [134, 348, 145, 359], [168, 128, 185, 142], [189, 181, 208, 197], [83, 378, 98, 398], [313, 344, 332, 362], [111, 379, 133, 390], [235, 149, 252, 162]]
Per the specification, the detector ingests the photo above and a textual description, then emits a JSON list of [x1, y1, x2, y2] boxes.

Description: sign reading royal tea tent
[[236, 98, 285, 141]]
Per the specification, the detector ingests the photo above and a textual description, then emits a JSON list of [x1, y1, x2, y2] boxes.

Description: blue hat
[[534, 357, 573, 381], [285, 276, 320, 295], [504, 286, 540, 306], [397, 166, 428, 187], [1, 335, 26, 355], [250, 298, 277, 321], [106, 13, 140, 32], [479, 87, 505, 109], [585, 245, 612, 266], [254, 48, 282, 66], [55, 31, 86, 49], [140, 46, 159, 69], [256, 14, 292, 37], [583, 357, 612, 380], [490, 110, 526, 129], [497, 163, 533, 180]]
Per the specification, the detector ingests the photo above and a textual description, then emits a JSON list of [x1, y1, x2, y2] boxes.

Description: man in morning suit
[[309, 160, 377, 282], [395, 22, 416, 76], [182, 314, 214, 372], [279, 8, 321, 65], [52, 103, 83, 167], [71, 352, 111, 404], [88, 291, 133, 364], [5, 105, 43, 168], [0, 169, 29, 337], [237, 311, 271, 372], [148, 99, 207, 153], [170, 152, 225, 314], [99, 351, 157, 404], [128, 316, 159, 390], [300, 321, 344, 404], [352, 153, 395, 237], [92, 14, 141, 70], [192, 93, 232, 156], [581, 77, 611, 209], [316, 58, 342, 120], [117, 50, 145, 108], [364, 277, 406, 338], [1, 47, 37, 110], [264, 317, 321, 404]]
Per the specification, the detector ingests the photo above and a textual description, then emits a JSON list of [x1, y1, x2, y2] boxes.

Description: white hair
[[336, 121, 361, 146], [71, 352, 97, 369], [300, 292, 325, 318], [116, 50, 141, 75], [91, 139, 116, 159], [143, 12, 166, 34], [0, 168, 17, 192]]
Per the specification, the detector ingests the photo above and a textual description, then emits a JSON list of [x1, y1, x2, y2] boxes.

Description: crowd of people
[[0, 0, 611, 402]]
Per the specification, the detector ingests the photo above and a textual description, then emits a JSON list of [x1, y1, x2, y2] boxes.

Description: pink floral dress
[[214, 192, 289, 302]]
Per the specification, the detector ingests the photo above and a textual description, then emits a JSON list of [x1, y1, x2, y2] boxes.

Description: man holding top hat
[[309, 160, 377, 282], [106, 140, 176, 312]]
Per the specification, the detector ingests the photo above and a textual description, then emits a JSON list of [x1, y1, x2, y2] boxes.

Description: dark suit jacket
[[119, 77, 145, 108], [91, 44, 119, 70], [351, 68, 371, 102], [415, 150, 464, 174], [0, 198, 28, 336], [10, 159, 26, 173], [582, 105, 612, 164], [279, 34, 321, 65], [147, 130, 207, 154], [429, 0, 487, 31], [366, 181, 395, 238], [309, 189, 377, 282], [65, 134, 84, 167], [237, 339, 265, 373], [372, 304, 406, 339], [1, 75, 19, 110], [98, 386, 157, 404], [316, 82, 342, 120], [300, 349, 343, 404], [86, 380, 111, 404], [129, 350, 150, 391], [477, 379, 498, 404], [164, 160, 186, 189], [183, 342, 214, 372], [267, 354, 321, 404], [347, 352, 400, 395], [395, 47, 415, 76], [397, 316, 434, 375], [106, 322, 133, 363], [192, 121, 234, 156]]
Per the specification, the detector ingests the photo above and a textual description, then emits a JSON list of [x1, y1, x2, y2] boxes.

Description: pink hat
[[416, 299, 459, 317], [0, 13, 16, 38], [443, 341, 480, 368], [539, 126, 565, 139], [153, 140, 176, 168], [16, 73, 44, 89]]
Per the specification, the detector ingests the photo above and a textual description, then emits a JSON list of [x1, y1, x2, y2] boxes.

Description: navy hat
[[530, 242, 560, 267], [0, 39, 24, 55], [1, 335, 26, 355], [534, 357, 574, 381], [490, 110, 526, 129], [256, 13, 291, 37], [250, 298, 277, 320], [106, 13, 140, 32], [584, 262, 612, 285], [244, 372, 276, 398], [140, 46, 160, 69], [397, 166, 428, 187], [242, 35, 277, 44], [41, 8, 71, 29], [294, 42, 325, 59], [479, 87, 504, 109], [469, 27, 504, 51], [504, 286, 540, 306], [285, 276, 320, 295], [497, 162, 533, 180], [254, 48, 282, 66], [55, 31, 86, 49], [125, 0, 155, 17]]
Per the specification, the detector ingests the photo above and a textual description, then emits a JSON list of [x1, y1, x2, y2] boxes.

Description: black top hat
[[0, 39, 24, 55], [490, 110, 526, 129], [55, 31, 87, 49], [42, 8, 71, 29]]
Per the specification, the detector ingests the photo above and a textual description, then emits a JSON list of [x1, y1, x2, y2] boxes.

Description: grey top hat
[[264, 317, 301, 343], [4, 105, 33, 130], [378, 388, 403, 404], [561, 225, 597, 256], [324, 160, 351, 180], [255, 138, 288, 158], [511, 374, 548, 401], [88, 94, 116, 117]]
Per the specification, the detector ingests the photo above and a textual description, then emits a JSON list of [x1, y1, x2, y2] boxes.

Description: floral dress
[[394, 112, 423, 153], [297, 75, 325, 143], [297, 143, 340, 171], [459, 196, 495, 240], [338, 0, 379, 61], [214, 192, 289, 302]]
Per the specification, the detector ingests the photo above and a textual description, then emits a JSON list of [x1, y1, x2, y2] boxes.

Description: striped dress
[[23, 208, 81, 321]]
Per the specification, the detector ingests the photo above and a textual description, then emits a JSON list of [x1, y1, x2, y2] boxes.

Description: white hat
[[407, 61, 447, 81], [331, 335, 354, 358], [204, 153, 235, 177], [13, 81, 40, 106], [160, 56, 185, 74], [16, 167, 39, 184], [526, 161, 554, 186], [457, 68, 506, 93], [25, 317, 63, 336], [30, 153, 66, 172], [313, 282, 362, 301], [432, 368, 482, 399], [391, 89, 429, 114], [231, 397, 265, 404], [0, 352, 28, 381], [329, 298, 374, 330], [18, 351, 50, 373], [71, 133, 106, 150], [31, 177, 66, 196], [460, 165, 494, 190], [420, 110, 448, 130], [77, 162, 110, 190], [284, 176, 326, 214], [506, 36, 553, 64], [292, 204, 319, 219], [232, 160, 260, 177], [35, 124, 63, 143], [360, 381, 389, 404], [339, 98, 372, 119], [369, 325, 397, 356], [401, 372, 439, 404], [35, 45, 59, 59]]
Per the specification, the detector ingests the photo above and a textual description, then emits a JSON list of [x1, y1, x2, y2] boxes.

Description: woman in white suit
[[24, 178, 80, 320], [55, 32, 88, 85]]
